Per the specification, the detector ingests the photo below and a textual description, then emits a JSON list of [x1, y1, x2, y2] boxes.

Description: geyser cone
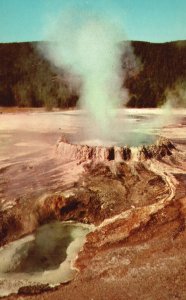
[[56, 135, 175, 162]]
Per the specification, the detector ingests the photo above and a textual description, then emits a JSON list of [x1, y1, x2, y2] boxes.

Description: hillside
[[126, 41, 186, 107], [0, 40, 186, 108]]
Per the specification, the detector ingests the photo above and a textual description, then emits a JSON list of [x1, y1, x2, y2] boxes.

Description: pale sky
[[0, 0, 186, 43]]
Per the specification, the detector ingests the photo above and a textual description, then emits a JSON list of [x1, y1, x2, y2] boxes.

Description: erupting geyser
[[40, 8, 135, 144]]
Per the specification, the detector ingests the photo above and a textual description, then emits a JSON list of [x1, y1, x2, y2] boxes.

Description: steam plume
[[165, 82, 186, 108], [40, 9, 129, 141]]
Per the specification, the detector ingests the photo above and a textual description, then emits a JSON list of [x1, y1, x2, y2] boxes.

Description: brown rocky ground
[[0, 110, 185, 299], [13, 198, 185, 300], [0, 139, 174, 246]]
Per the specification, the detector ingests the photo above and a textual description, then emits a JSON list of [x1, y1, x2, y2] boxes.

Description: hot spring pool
[[0, 221, 94, 296], [74, 132, 158, 147]]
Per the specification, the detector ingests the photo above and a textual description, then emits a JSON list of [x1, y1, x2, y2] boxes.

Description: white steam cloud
[[40, 9, 130, 141]]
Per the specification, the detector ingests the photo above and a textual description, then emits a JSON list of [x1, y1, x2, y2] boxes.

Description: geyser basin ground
[[0, 221, 93, 297], [0, 108, 186, 299]]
